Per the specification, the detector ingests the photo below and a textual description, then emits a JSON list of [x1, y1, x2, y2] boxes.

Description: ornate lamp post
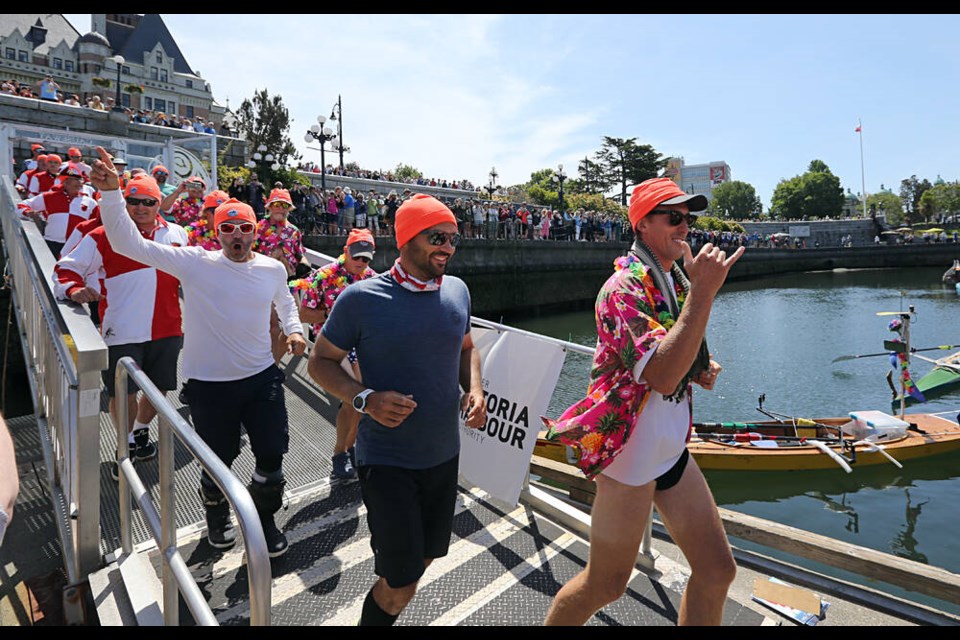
[[303, 116, 338, 192], [328, 95, 348, 173], [246, 143, 280, 186], [552, 164, 567, 216], [487, 166, 499, 196], [109, 55, 125, 112]]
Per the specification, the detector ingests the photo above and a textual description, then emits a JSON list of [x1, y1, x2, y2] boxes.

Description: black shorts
[[655, 448, 689, 492], [185, 365, 289, 468], [102, 335, 182, 397], [358, 454, 459, 589]]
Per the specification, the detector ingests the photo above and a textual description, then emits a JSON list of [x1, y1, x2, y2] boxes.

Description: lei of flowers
[[185, 219, 220, 251], [887, 318, 926, 403], [173, 197, 202, 226], [613, 254, 685, 330], [290, 255, 372, 330]]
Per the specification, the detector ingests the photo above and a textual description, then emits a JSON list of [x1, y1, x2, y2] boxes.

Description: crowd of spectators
[[2, 75, 234, 136], [296, 161, 476, 193]]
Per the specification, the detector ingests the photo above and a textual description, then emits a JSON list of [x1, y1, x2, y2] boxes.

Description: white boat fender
[[809, 440, 853, 473]]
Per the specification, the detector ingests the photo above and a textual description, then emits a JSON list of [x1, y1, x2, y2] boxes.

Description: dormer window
[[156, 51, 162, 64]]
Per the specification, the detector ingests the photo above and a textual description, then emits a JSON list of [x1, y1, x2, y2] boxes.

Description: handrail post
[[158, 411, 178, 625]]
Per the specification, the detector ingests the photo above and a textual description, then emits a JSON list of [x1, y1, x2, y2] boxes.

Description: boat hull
[[535, 413, 960, 473]]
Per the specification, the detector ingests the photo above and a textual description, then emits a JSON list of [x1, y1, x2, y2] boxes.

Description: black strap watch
[[352, 388, 375, 414]]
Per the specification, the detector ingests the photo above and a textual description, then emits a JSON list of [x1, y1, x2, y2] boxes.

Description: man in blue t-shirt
[[308, 194, 486, 626]]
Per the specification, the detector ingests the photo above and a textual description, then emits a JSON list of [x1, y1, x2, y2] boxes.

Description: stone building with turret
[[0, 14, 225, 126]]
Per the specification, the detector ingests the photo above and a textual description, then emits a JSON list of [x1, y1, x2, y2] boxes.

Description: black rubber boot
[[248, 479, 288, 558], [199, 485, 237, 550]]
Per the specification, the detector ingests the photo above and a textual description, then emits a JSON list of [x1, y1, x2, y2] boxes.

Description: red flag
[[855, 125, 861, 132]]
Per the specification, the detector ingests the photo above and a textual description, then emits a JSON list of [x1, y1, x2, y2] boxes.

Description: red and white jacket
[[53, 218, 188, 346], [27, 171, 56, 197], [19, 187, 99, 244]]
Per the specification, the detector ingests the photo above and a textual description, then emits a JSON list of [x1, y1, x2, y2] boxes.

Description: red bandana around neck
[[390, 258, 442, 292]]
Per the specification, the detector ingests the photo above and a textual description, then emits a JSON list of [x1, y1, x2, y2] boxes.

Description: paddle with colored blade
[[832, 343, 960, 363]]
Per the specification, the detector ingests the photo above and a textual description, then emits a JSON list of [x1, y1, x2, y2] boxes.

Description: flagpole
[[858, 118, 867, 218]]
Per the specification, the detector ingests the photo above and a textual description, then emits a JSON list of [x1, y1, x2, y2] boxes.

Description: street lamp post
[[110, 55, 125, 112], [487, 166, 498, 196], [246, 143, 280, 187], [552, 164, 567, 216], [329, 95, 346, 174], [303, 116, 339, 192]]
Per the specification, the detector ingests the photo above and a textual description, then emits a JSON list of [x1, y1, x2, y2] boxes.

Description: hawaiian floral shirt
[[185, 219, 221, 251], [171, 197, 203, 227], [254, 218, 305, 276], [543, 254, 692, 479], [290, 255, 376, 335]]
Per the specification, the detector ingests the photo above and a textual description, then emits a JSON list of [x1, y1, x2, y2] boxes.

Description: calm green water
[[504, 266, 960, 613]]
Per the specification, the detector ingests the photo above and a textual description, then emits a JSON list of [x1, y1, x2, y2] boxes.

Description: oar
[[695, 419, 820, 431], [808, 440, 853, 473], [693, 432, 841, 444], [832, 344, 960, 363], [851, 440, 903, 468]]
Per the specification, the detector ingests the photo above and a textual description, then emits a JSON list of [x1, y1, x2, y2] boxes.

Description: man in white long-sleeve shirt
[[89, 147, 307, 558]]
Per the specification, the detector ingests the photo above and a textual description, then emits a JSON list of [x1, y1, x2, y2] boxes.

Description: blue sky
[[63, 14, 960, 209]]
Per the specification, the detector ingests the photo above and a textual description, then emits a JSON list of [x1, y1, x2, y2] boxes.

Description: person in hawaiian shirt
[[291, 228, 377, 479], [256, 188, 312, 364], [161, 176, 207, 227], [185, 190, 229, 251], [543, 178, 744, 627]]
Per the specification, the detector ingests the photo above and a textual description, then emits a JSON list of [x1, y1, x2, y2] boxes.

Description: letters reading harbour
[[459, 391, 530, 450]]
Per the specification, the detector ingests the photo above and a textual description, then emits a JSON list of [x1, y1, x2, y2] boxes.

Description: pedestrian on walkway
[[89, 147, 306, 558], [542, 177, 744, 626], [307, 194, 486, 625], [292, 228, 377, 479]]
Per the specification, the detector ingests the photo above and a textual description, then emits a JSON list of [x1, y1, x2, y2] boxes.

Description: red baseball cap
[[627, 178, 708, 230], [31, 143, 45, 152], [346, 228, 376, 260]]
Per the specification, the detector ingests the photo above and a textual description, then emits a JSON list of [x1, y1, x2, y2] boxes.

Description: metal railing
[[0, 177, 106, 582], [114, 357, 271, 626]]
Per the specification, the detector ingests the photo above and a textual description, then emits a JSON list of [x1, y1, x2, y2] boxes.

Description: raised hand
[[681, 241, 745, 298], [88, 146, 121, 192]]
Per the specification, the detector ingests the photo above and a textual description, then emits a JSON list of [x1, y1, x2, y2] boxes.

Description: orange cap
[[35, 154, 47, 164], [31, 143, 45, 152], [45, 154, 62, 164], [123, 175, 162, 201], [68, 147, 81, 156], [628, 178, 708, 230], [202, 190, 229, 211], [213, 199, 256, 228], [394, 194, 457, 248], [151, 164, 169, 176], [265, 188, 294, 208], [346, 228, 375, 247]]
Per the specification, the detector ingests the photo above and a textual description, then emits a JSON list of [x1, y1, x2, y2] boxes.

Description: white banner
[[458, 326, 567, 506]]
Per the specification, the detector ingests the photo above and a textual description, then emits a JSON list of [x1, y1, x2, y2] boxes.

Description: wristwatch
[[352, 388, 375, 414]]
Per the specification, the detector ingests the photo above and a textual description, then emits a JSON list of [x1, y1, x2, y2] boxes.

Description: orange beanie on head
[[394, 194, 457, 248], [213, 198, 257, 228], [123, 175, 162, 201]]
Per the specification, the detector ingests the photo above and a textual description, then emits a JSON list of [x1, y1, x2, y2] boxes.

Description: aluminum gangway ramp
[[88, 352, 767, 626]]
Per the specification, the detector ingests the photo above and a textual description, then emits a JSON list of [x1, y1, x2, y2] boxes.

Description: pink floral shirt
[[185, 219, 221, 251], [170, 197, 203, 227], [543, 254, 692, 479], [290, 255, 376, 335], [254, 218, 305, 276]]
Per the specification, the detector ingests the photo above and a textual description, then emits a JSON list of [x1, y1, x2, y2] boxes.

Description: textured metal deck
[[92, 351, 768, 626]]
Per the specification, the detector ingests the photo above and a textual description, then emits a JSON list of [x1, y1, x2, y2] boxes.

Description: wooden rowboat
[[535, 412, 960, 473]]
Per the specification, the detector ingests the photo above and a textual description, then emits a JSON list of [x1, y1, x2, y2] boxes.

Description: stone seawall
[[304, 236, 960, 317]]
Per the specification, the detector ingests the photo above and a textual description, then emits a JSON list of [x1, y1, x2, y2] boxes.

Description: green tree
[[595, 137, 667, 206], [769, 160, 844, 219], [235, 89, 298, 187], [866, 191, 905, 226], [708, 180, 762, 220], [394, 163, 422, 182], [899, 175, 934, 223], [568, 156, 610, 195], [918, 181, 960, 222]]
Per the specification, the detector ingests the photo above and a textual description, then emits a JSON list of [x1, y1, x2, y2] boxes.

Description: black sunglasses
[[649, 209, 698, 226], [126, 197, 158, 207], [420, 230, 461, 247]]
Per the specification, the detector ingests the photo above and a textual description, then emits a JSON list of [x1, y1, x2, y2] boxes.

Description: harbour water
[[505, 266, 960, 614]]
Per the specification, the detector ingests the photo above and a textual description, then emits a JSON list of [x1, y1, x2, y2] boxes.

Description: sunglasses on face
[[218, 221, 256, 234], [352, 256, 371, 263], [649, 209, 698, 226], [154, 171, 168, 177], [270, 202, 292, 209], [420, 230, 461, 247], [126, 197, 158, 207], [69, 156, 82, 161]]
